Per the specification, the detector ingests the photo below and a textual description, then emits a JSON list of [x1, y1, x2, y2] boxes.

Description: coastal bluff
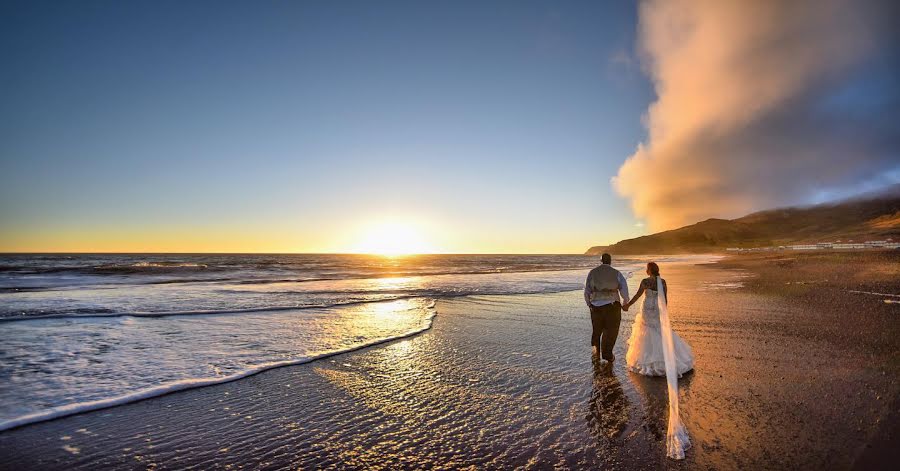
[[586, 186, 900, 255]]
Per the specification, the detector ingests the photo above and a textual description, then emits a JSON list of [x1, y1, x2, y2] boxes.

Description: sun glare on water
[[352, 222, 435, 256]]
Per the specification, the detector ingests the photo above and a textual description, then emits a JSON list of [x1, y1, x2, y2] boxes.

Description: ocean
[[0, 253, 711, 431]]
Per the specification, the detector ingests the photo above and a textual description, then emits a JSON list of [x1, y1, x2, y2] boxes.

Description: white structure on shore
[[725, 238, 898, 252]]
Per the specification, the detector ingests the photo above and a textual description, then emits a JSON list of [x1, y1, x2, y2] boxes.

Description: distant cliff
[[586, 186, 900, 255]]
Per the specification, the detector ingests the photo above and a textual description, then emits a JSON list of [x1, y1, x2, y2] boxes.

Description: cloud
[[613, 0, 900, 230]]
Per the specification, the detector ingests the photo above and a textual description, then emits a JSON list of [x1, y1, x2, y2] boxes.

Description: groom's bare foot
[[592, 358, 613, 375], [591, 350, 606, 365]]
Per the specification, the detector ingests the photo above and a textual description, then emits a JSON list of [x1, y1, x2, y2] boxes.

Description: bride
[[623, 262, 694, 459], [624, 262, 694, 376]]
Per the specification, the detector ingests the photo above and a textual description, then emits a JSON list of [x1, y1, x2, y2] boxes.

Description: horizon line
[[0, 251, 597, 256]]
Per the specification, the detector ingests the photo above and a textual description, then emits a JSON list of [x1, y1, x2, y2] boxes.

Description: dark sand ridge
[[0, 258, 897, 469]]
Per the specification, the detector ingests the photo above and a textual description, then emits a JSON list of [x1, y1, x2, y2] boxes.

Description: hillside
[[586, 186, 900, 255]]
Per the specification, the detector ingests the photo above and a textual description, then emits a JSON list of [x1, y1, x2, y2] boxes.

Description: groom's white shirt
[[584, 265, 630, 307]]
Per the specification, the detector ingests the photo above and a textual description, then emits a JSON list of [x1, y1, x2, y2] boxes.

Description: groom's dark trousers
[[589, 301, 622, 362]]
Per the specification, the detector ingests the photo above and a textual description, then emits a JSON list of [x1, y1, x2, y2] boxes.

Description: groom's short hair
[[601, 253, 612, 264]]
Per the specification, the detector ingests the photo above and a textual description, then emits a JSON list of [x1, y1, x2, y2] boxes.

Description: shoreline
[[0, 307, 438, 434], [1, 257, 897, 469]]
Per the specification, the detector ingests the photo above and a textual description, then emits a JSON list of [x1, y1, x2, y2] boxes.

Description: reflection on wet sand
[[588, 360, 628, 443], [629, 370, 694, 442]]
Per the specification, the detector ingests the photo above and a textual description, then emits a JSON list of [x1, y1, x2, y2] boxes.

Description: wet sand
[[1, 257, 897, 469]]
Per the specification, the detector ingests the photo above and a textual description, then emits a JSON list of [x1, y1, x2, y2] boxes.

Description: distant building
[[723, 239, 898, 253], [833, 243, 867, 249]]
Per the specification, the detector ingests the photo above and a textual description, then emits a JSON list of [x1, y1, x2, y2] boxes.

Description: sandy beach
[[1, 255, 897, 470]]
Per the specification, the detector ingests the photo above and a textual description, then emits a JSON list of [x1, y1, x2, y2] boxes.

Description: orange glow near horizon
[[0, 215, 637, 254]]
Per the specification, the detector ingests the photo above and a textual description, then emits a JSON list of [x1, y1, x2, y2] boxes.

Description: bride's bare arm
[[626, 280, 646, 308]]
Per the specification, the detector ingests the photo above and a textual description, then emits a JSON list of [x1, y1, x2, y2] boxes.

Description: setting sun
[[351, 222, 435, 256]]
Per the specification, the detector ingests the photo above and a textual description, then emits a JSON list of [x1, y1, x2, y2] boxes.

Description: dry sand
[[0, 255, 897, 469]]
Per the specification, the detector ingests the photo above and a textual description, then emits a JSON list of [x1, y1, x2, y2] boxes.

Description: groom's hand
[[621, 302, 629, 311]]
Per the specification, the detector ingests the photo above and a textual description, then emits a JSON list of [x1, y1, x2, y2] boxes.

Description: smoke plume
[[614, 0, 900, 230]]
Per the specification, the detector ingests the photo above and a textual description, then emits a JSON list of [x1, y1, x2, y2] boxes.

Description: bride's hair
[[647, 262, 660, 276]]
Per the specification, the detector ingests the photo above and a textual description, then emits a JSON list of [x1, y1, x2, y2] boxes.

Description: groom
[[584, 253, 630, 363]]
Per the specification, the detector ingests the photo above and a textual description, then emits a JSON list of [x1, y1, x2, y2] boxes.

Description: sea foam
[[0, 302, 437, 432]]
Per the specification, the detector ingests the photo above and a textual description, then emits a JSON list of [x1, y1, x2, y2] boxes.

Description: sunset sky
[[1, 1, 897, 254]]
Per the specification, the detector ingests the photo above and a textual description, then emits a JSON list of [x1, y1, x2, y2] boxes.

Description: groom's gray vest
[[587, 264, 621, 305]]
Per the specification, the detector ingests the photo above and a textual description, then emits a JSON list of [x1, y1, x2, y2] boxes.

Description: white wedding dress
[[626, 277, 693, 459], [626, 282, 694, 376]]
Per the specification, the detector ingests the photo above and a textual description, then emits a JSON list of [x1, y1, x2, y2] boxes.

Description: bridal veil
[[657, 276, 691, 459]]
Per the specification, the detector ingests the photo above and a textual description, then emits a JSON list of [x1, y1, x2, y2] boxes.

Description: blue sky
[[0, 1, 650, 252]]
